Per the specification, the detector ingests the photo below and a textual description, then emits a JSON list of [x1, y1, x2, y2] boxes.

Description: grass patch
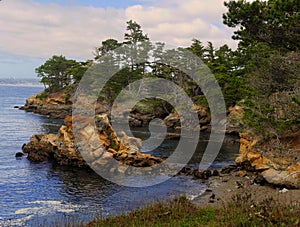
[[87, 194, 300, 227], [36, 92, 49, 99]]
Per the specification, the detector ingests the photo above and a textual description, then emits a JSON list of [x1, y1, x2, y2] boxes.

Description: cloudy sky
[[0, 0, 238, 78]]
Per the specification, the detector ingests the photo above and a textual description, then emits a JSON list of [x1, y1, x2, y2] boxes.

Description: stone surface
[[20, 91, 72, 119], [21, 89, 245, 136], [163, 104, 211, 131], [22, 114, 163, 170], [236, 131, 300, 188], [261, 167, 300, 189]]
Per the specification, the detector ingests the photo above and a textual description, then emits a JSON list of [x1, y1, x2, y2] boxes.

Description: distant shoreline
[[0, 78, 44, 87], [0, 78, 41, 84], [0, 83, 44, 87]]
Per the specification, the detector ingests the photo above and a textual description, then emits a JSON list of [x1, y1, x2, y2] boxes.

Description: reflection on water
[[120, 125, 239, 168]]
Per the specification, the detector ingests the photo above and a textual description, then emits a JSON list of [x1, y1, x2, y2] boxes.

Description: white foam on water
[[15, 200, 82, 215], [28, 200, 62, 205], [10, 200, 83, 226]]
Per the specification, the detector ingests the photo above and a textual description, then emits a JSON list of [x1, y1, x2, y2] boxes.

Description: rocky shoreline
[[20, 91, 300, 189], [20, 91, 72, 118], [20, 91, 214, 131], [235, 132, 300, 189], [193, 168, 300, 209]]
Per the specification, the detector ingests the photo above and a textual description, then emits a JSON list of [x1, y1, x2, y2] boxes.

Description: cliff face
[[20, 91, 72, 119], [22, 114, 163, 170], [236, 132, 300, 189], [20, 90, 216, 132]]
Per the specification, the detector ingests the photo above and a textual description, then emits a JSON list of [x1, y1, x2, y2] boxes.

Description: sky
[[0, 0, 238, 78]]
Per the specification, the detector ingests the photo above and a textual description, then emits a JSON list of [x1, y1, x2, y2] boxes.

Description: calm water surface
[[0, 85, 239, 226]]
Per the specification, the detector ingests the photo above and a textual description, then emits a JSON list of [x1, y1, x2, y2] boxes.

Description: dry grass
[[86, 194, 300, 227]]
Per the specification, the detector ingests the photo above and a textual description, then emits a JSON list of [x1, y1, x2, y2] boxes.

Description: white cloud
[[0, 0, 237, 61]]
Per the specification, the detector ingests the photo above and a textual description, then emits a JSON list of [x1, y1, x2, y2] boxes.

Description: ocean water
[[0, 84, 238, 226], [0, 84, 238, 227]]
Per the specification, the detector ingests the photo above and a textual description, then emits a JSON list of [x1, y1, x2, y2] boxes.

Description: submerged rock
[[15, 152, 25, 158]]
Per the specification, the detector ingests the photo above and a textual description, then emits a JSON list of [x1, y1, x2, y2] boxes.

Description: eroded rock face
[[22, 114, 163, 170], [236, 132, 300, 188], [20, 91, 72, 119], [21, 89, 245, 136], [22, 125, 87, 167]]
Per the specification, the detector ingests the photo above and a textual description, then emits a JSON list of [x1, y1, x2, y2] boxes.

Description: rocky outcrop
[[22, 119, 87, 167], [20, 91, 72, 118], [163, 104, 211, 131], [163, 104, 244, 134], [21, 88, 244, 136], [22, 114, 163, 170], [236, 132, 300, 188]]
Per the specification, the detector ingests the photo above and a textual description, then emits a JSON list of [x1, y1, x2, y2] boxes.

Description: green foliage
[[36, 92, 48, 99], [36, 55, 88, 91], [241, 87, 300, 137], [187, 39, 205, 59], [240, 49, 300, 137], [98, 67, 145, 102], [124, 20, 149, 45], [203, 44, 250, 107], [94, 39, 122, 61], [292, 96, 300, 106], [193, 95, 208, 107], [94, 21, 251, 110], [37, 15, 299, 140], [223, 0, 300, 51], [132, 98, 172, 117], [250, 51, 300, 95], [222, 1, 300, 137]]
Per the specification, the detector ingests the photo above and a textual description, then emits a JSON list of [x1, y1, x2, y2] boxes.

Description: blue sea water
[[0, 84, 238, 226]]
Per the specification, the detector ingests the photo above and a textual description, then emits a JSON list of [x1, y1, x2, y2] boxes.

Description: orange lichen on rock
[[236, 131, 300, 188]]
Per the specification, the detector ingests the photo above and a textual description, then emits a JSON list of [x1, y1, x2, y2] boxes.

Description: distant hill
[[0, 78, 43, 87]]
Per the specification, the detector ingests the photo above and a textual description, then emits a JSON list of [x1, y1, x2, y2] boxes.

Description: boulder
[[15, 152, 25, 158], [261, 166, 300, 189], [164, 112, 180, 128]]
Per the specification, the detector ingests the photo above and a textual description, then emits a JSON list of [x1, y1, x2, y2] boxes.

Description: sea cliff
[[20, 90, 72, 118], [21, 91, 300, 188]]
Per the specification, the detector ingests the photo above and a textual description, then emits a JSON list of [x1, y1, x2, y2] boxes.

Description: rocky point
[[22, 114, 163, 172]]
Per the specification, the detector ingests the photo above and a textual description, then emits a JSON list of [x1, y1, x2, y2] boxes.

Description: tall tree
[[223, 0, 300, 51], [94, 38, 122, 60], [36, 55, 87, 91], [123, 20, 150, 72], [124, 20, 149, 45], [187, 39, 205, 59], [204, 41, 215, 63]]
